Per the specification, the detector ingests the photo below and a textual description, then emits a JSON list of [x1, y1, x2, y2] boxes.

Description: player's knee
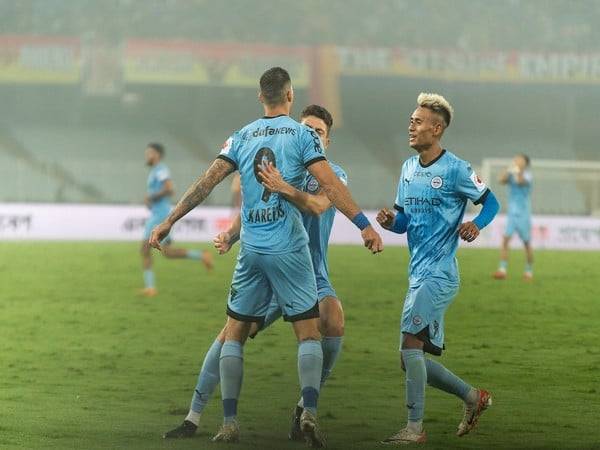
[[321, 316, 344, 337], [319, 297, 344, 337], [216, 326, 227, 343]]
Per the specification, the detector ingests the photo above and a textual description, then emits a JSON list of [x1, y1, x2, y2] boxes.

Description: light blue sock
[[220, 340, 243, 424], [186, 250, 202, 260], [143, 269, 155, 288], [425, 358, 472, 401], [320, 336, 343, 386], [190, 340, 223, 413], [402, 349, 426, 423], [525, 262, 533, 273], [298, 340, 323, 416], [499, 260, 508, 270]]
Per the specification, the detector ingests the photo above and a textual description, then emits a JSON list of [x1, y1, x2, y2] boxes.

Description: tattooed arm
[[308, 160, 383, 253], [149, 158, 235, 249]]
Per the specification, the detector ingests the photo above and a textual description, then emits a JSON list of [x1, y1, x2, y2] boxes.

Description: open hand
[[258, 163, 289, 194]]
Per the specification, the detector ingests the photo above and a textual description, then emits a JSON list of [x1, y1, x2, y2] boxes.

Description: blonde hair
[[417, 92, 454, 127]]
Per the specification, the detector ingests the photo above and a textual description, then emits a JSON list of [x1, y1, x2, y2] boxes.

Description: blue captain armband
[[472, 191, 500, 230], [352, 212, 371, 231], [391, 210, 409, 234]]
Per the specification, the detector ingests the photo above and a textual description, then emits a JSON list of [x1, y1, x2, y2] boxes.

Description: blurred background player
[[377, 93, 499, 445], [494, 154, 533, 281], [149, 67, 382, 446], [163, 105, 347, 444], [141, 143, 213, 296]]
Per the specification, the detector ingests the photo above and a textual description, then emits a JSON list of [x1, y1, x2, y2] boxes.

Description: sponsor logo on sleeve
[[469, 172, 487, 192], [220, 137, 233, 155]]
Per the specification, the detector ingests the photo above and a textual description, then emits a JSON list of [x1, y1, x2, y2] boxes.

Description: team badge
[[431, 176, 443, 189], [412, 315, 423, 326], [307, 177, 320, 193]]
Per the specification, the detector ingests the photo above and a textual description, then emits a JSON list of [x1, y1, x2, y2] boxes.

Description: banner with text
[[337, 47, 600, 84], [0, 36, 80, 84], [123, 40, 311, 87], [1, 204, 599, 250]]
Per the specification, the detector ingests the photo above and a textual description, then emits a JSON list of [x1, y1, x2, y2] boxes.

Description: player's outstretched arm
[[258, 163, 331, 215], [308, 160, 383, 253], [149, 159, 235, 250]]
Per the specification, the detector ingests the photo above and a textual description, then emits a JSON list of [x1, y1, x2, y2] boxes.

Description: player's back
[[219, 115, 326, 254]]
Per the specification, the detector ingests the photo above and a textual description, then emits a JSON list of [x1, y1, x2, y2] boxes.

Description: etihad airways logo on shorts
[[244, 126, 296, 140]]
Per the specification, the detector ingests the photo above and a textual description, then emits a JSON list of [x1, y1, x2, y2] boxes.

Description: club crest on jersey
[[469, 171, 486, 192], [430, 176, 443, 189], [412, 315, 423, 326], [307, 177, 320, 193]]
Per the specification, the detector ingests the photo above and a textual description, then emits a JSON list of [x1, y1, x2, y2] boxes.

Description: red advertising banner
[[123, 39, 311, 87], [337, 47, 600, 84]]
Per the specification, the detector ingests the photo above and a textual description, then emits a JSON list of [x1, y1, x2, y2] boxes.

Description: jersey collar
[[262, 114, 288, 119], [419, 149, 446, 168]]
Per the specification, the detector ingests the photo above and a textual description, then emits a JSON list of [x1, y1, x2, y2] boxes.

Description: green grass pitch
[[1, 242, 599, 449]]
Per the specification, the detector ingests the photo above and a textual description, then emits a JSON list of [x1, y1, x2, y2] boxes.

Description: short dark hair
[[300, 104, 334, 135], [259, 67, 291, 106], [147, 142, 164, 157], [520, 154, 531, 166]]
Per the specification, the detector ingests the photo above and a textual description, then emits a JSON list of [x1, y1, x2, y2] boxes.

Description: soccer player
[[140, 143, 213, 297], [376, 93, 499, 445], [493, 154, 533, 280], [149, 68, 382, 446], [163, 105, 347, 445]]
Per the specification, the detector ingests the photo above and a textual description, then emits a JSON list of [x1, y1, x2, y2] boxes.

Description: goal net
[[479, 158, 600, 216]]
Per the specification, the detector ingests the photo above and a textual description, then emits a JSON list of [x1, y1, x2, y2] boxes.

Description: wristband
[[352, 212, 371, 231]]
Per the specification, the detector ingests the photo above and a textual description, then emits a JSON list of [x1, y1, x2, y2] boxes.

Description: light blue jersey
[[395, 150, 489, 287], [147, 162, 172, 216], [256, 161, 347, 332], [219, 115, 326, 254], [144, 162, 172, 241], [507, 171, 532, 218], [303, 162, 347, 297], [505, 171, 532, 242]]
